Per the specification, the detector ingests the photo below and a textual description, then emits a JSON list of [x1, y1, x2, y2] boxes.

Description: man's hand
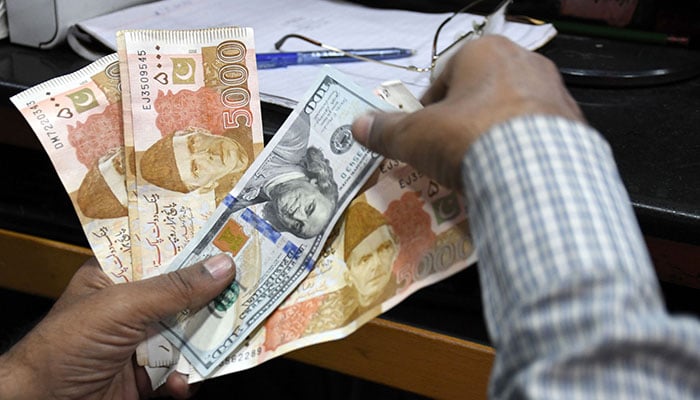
[[0, 254, 236, 400], [352, 35, 585, 190]]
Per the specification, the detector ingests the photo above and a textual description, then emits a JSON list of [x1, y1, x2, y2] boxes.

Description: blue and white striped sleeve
[[461, 115, 700, 399]]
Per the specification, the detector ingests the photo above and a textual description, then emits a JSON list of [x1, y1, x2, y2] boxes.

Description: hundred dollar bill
[[10, 54, 133, 283], [117, 27, 264, 278], [142, 79, 426, 379], [189, 161, 475, 380], [174, 79, 475, 380], [159, 66, 393, 376]]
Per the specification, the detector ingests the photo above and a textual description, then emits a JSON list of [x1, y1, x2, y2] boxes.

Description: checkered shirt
[[462, 115, 700, 399]]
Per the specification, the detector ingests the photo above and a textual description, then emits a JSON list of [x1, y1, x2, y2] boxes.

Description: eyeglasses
[[274, 0, 512, 80]]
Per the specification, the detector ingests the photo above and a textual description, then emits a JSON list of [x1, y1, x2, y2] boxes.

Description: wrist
[[0, 344, 47, 399]]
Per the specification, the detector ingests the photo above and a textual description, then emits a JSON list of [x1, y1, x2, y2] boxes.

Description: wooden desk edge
[[0, 228, 495, 399], [0, 228, 92, 298], [287, 318, 494, 399]]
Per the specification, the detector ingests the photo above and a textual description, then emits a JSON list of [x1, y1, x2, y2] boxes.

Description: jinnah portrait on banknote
[[77, 146, 128, 219], [61, 97, 127, 221], [140, 126, 249, 204], [236, 112, 339, 239], [261, 197, 408, 351]]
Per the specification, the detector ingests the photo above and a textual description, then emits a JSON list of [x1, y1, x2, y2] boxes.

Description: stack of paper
[[71, 0, 556, 106]]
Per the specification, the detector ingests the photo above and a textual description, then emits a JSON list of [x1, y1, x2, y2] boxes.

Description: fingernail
[[352, 114, 375, 145], [203, 253, 234, 279]]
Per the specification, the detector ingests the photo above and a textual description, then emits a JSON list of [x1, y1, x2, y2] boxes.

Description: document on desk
[[73, 0, 557, 106], [10, 54, 133, 283]]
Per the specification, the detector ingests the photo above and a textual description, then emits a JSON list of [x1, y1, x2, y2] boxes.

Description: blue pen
[[256, 48, 414, 69]]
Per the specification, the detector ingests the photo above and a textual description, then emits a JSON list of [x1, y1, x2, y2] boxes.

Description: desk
[[0, 34, 699, 399]]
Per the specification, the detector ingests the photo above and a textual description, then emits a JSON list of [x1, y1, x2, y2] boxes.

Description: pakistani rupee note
[[159, 66, 393, 376], [118, 27, 264, 278], [176, 79, 476, 381], [10, 54, 133, 283], [190, 160, 475, 380], [117, 34, 144, 281]]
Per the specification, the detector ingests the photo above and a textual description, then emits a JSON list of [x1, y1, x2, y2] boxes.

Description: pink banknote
[[11, 54, 133, 283], [117, 27, 264, 278]]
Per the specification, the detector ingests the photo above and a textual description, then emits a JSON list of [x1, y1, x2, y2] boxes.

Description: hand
[[352, 35, 585, 190], [0, 254, 236, 400]]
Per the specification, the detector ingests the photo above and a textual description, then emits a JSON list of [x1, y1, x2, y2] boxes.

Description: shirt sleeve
[[461, 115, 700, 399]]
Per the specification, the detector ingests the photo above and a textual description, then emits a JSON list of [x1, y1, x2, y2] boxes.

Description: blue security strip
[[282, 240, 299, 257], [241, 208, 281, 243], [303, 257, 314, 271], [223, 194, 237, 208]]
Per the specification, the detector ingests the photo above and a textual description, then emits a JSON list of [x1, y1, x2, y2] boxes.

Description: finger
[[420, 35, 475, 106], [420, 60, 453, 106], [134, 364, 153, 398], [352, 107, 465, 190], [352, 111, 394, 155], [353, 111, 420, 163], [353, 107, 447, 161], [117, 253, 236, 324], [160, 372, 199, 400]]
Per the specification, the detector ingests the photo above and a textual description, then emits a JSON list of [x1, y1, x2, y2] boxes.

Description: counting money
[[117, 27, 264, 278], [159, 66, 393, 376], [11, 54, 133, 283], [186, 160, 475, 380], [176, 80, 476, 380]]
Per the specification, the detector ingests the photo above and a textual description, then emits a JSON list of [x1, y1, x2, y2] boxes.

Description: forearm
[[463, 115, 700, 398]]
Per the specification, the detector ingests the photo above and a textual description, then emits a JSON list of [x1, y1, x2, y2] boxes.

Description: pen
[[551, 20, 694, 48], [256, 48, 414, 69]]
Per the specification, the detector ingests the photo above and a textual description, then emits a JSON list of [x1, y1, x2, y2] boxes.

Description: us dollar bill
[[10, 54, 133, 283], [174, 79, 476, 381], [186, 161, 475, 380], [160, 66, 394, 376]]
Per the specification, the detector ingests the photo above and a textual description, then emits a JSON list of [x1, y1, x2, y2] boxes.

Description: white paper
[[76, 0, 556, 106]]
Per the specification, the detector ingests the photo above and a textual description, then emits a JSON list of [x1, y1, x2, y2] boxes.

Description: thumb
[[352, 111, 410, 161], [121, 253, 236, 324], [352, 107, 466, 190]]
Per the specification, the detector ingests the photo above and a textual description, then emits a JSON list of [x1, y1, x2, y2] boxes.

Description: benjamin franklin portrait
[[236, 112, 339, 239]]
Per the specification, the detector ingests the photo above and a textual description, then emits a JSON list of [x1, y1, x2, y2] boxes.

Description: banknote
[[117, 34, 144, 281], [186, 161, 475, 380], [139, 68, 400, 380], [158, 66, 393, 376], [117, 27, 264, 278], [169, 79, 474, 381], [10, 53, 133, 283]]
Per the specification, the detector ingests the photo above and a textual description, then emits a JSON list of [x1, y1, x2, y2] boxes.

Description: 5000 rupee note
[[10, 54, 133, 283], [159, 66, 393, 377], [118, 27, 264, 278]]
